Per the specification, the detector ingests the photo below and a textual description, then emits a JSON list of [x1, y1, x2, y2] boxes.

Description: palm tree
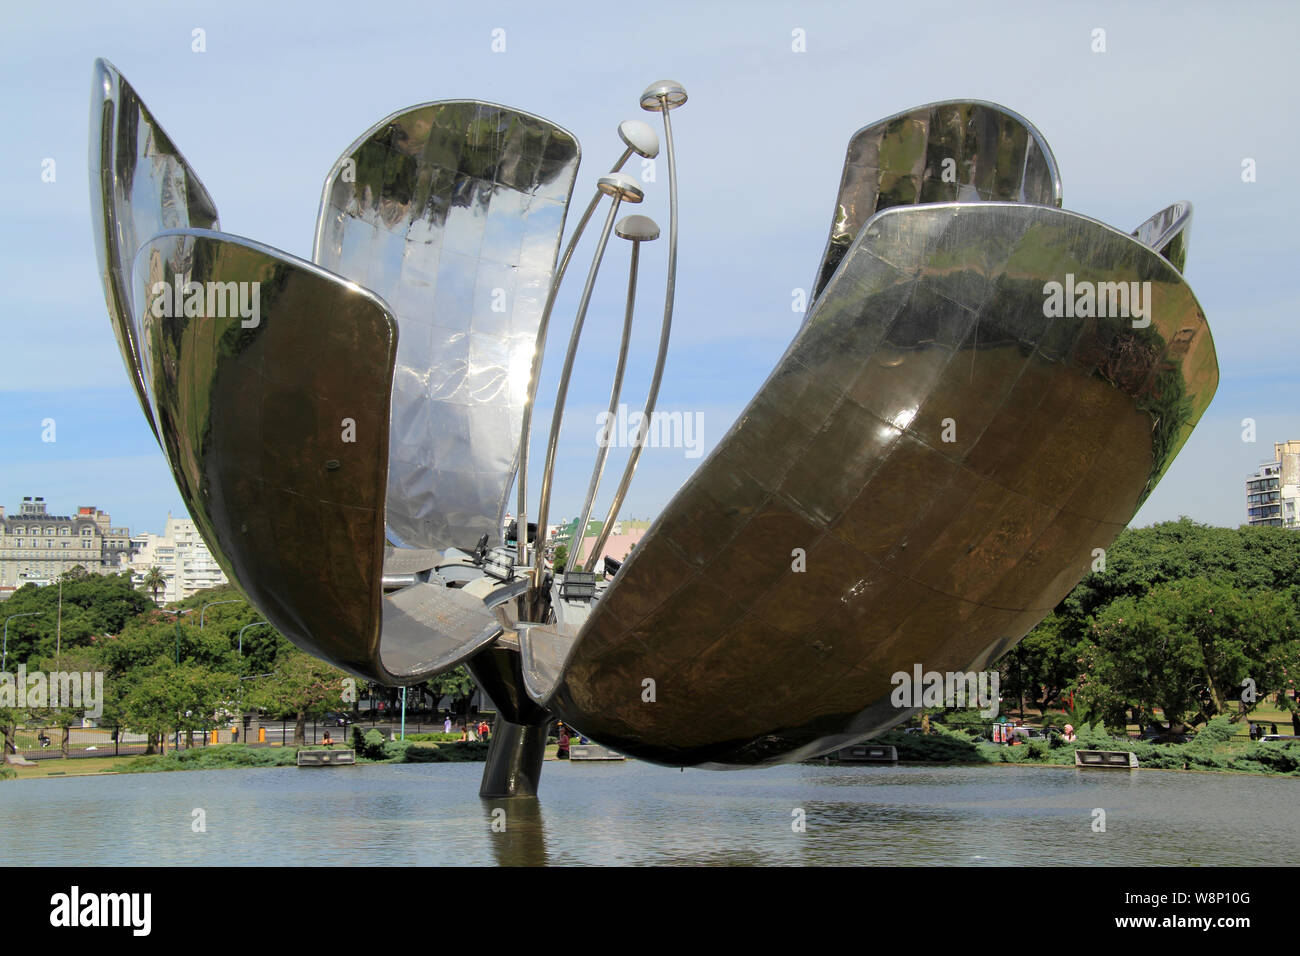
[[141, 566, 167, 604]]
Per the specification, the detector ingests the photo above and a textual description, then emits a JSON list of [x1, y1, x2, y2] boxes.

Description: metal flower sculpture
[[90, 59, 1216, 797]]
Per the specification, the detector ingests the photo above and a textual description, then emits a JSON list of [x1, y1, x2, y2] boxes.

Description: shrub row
[[119, 744, 300, 772], [865, 716, 1300, 775]]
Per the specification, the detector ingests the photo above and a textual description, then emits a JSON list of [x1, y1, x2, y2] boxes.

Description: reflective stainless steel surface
[[811, 101, 1062, 304], [131, 228, 511, 684], [89, 57, 220, 441], [1133, 201, 1192, 273], [567, 215, 656, 572], [381, 581, 504, 677], [530, 173, 644, 587], [131, 228, 396, 679], [541, 202, 1217, 768], [91, 67, 1219, 796], [639, 80, 688, 111], [313, 101, 580, 552], [584, 82, 686, 571], [515, 122, 659, 567], [617, 120, 659, 161], [478, 719, 550, 798]]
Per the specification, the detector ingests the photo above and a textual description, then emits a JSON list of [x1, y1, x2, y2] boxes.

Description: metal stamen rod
[[566, 214, 660, 574], [531, 173, 645, 589], [514, 121, 660, 567], [584, 81, 686, 572]]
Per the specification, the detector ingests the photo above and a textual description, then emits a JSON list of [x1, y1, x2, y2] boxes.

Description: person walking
[[557, 724, 571, 760], [444, 714, 452, 734]]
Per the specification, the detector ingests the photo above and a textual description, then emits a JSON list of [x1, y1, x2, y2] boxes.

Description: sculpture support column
[[469, 644, 554, 798], [479, 719, 550, 798]]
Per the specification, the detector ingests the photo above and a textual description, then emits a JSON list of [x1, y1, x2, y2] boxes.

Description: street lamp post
[[237, 621, 270, 661], [157, 608, 194, 751], [199, 599, 241, 628], [156, 608, 194, 664], [236, 621, 270, 745], [2, 612, 42, 673]]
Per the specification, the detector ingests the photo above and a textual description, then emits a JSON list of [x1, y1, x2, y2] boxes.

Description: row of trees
[[7, 517, 1294, 754], [0, 573, 482, 755], [994, 519, 1300, 735]]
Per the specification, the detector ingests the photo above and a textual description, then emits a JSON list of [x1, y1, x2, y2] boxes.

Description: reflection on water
[[2, 761, 1296, 866]]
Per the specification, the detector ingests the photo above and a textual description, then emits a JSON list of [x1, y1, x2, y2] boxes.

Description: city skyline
[[0, 493, 228, 600]]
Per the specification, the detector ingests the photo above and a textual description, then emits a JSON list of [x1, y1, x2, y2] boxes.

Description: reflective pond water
[[2, 761, 1296, 865]]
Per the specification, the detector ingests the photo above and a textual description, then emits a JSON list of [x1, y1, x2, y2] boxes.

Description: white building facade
[[128, 514, 228, 603]]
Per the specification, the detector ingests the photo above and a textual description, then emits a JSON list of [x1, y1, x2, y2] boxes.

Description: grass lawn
[[6, 754, 139, 779]]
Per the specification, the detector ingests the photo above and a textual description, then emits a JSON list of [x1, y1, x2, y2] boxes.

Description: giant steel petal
[[312, 101, 581, 553], [129, 228, 494, 684], [537, 202, 1217, 768], [1132, 201, 1192, 273], [810, 100, 1063, 307], [89, 58, 219, 441]]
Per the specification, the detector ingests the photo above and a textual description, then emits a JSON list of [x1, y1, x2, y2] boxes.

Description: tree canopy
[[995, 519, 1300, 733]]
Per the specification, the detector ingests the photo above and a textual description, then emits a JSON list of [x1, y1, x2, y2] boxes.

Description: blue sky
[[1, 0, 1297, 536]]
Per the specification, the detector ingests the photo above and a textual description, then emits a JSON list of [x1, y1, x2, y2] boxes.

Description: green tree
[[1003, 519, 1300, 729], [141, 567, 167, 604], [0, 706, 22, 757], [93, 612, 239, 738], [245, 645, 348, 745], [998, 611, 1086, 715], [95, 614, 235, 675], [24, 648, 99, 757], [0, 572, 151, 665], [426, 666, 478, 720], [117, 661, 236, 754], [1082, 578, 1298, 732]]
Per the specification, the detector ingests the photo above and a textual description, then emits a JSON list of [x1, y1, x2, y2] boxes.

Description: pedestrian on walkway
[[557, 724, 570, 760]]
